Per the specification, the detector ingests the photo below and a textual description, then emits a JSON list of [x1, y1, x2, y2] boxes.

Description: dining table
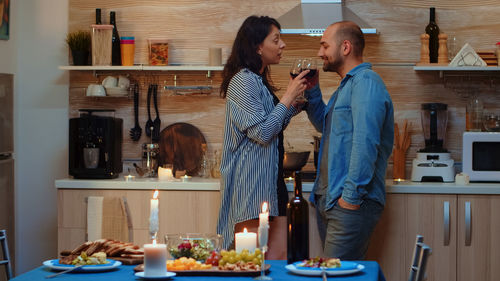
[[10, 260, 385, 281]]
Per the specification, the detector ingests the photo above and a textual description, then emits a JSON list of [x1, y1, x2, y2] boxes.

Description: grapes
[[219, 249, 262, 266]]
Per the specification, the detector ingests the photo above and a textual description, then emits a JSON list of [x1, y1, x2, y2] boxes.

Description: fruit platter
[[135, 247, 270, 276]]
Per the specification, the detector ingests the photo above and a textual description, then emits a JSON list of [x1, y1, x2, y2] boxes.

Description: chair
[[0, 230, 13, 280], [408, 235, 432, 281]]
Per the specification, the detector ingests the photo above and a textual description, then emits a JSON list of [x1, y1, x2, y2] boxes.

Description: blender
[[411, 103, 455, 182]]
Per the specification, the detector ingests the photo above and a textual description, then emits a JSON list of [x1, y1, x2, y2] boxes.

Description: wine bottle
[[286, 171, 309, 264], [110, 11, 122, 66], [95, 8, 101, 24], [425, 7, 440, 63]]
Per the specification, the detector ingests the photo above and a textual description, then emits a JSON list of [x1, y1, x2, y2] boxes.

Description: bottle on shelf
[[286, 171, 309, 264], [199, 143, 210, 178], [466, 95, 483, 132], [95, 8, 101, 24], [110, 11, 122, 66], [425, 7, 440, 63]]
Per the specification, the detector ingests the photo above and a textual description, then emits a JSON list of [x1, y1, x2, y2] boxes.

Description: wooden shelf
[[59, 65, 224, 71], [414, 66, 500, 71]]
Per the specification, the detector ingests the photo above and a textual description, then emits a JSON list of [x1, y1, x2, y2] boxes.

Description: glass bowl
[[483, 114, 500, 132], [164, 233, 222, 261]]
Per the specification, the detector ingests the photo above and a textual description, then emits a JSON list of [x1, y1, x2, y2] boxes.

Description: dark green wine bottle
[[425, 7, 440, 63], [110, 11, 121, 66], [286, 171, 309, 264]]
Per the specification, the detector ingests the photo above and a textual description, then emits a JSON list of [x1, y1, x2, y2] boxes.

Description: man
[[304, 21, 394, 260]]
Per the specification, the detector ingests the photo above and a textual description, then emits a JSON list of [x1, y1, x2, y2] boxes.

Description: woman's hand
[[280, 70, 309, 108]]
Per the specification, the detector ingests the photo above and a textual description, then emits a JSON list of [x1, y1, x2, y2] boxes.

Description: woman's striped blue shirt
[[216, 68, 297, 249]]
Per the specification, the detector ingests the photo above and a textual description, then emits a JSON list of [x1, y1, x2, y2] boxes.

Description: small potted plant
[[66, 30, 91, 65]]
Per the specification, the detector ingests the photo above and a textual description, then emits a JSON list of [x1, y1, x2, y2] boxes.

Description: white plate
[[42, 259, 121, 272], [285, 261, 365, 276], [135, 272, 177, 279]]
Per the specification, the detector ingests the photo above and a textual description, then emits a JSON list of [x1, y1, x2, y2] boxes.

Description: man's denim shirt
[[305, 62, 394, 211]]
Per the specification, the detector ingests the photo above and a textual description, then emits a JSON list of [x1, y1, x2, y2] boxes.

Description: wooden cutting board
[[158, 122, 206, 176], [110, 256, 143, 265]]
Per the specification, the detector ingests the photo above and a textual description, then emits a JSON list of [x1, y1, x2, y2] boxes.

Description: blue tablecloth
[[11, 260, 385, 281]]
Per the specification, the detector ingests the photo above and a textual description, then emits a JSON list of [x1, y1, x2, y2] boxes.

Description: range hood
[[278, 0, 377, 36]]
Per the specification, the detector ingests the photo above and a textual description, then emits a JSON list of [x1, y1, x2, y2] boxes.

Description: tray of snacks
[[134, 249, 270, 276]]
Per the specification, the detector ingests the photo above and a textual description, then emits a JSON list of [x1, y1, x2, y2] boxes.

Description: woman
[[216, 15, 309, 253]]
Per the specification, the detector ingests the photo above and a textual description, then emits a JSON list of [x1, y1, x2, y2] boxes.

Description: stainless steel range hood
[[278, 0, 377, 36]]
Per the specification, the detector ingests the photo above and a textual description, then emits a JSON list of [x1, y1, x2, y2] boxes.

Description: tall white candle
[[144, 240, 167, 277], [235, 227, 257, 253], [259, 202, 269, 227], [149, 190, 159, 235], [258, 202, 269, 248]]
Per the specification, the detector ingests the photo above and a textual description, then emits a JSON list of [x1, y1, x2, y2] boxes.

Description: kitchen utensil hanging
[[145, 84, 153, 138], [152, 84, 161, 142], [129, 83, 142, 141]]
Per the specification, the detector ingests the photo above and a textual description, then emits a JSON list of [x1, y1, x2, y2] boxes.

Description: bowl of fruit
[[165, 233, 222, 262]]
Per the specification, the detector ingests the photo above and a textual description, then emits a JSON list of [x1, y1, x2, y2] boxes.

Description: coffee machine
[[411, 103, 455, 182], [69, 109, 123, 179]]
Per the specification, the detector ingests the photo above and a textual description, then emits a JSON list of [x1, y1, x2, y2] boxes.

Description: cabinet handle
[[465, 201, 471, 246], [443, 201, 450, 246]]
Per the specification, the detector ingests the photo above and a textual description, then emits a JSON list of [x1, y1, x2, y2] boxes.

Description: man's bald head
[[327, 21, 365, 58]]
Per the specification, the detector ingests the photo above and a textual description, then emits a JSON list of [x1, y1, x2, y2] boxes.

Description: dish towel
[[86, 196, 132, 242], [87, 196, 104, 241]]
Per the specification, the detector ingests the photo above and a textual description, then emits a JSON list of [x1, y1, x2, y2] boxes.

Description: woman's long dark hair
[[220, 15, 280, 98]]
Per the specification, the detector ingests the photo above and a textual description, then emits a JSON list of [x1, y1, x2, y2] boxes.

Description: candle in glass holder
[[149, 190, 159, 236], [144, 240, 167, 277], [235, 227, 257, 253]]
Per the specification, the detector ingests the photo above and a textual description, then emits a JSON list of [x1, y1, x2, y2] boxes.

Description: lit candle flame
[[262, 202, 268, 213], [243, 227, 248, 233], [153, 190, 159, 199]]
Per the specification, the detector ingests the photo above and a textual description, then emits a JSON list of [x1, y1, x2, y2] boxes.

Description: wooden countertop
[[56, 177, 500, 194]]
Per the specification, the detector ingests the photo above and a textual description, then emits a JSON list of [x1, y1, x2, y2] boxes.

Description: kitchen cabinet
[[368, 193, 500, 281], [365, 194, 407, 281], [457, 195, 500, 281], [57, 187, 324, 259]]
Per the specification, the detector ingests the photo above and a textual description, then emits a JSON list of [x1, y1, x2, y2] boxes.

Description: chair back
[[0, 230, 13, 280], [408, 235, 432, 281]]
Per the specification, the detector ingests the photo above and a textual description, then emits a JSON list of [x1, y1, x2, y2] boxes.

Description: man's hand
[[338, 197, 360, 210]]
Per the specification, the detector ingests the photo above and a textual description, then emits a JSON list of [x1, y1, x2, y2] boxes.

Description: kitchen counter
[[56, 177, 500, 194]]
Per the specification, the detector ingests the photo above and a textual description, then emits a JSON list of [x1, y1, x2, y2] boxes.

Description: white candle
[[259, 202, 269, 228], [235, 227, 257, 253], [258, 202, 269, 248], [158, 167, 174, 181], [149, 190, 159, 235], [181, 175, 192, 182], [144, 240, 167, 277]]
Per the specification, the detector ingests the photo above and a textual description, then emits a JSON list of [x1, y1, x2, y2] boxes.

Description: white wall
[[0, 0, 68, 275]]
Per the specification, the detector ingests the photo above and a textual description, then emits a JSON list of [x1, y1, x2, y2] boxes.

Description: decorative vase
[[71, 50, 89, 66]]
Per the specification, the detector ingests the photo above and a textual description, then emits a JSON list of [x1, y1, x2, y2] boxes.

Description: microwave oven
[[462, 132, 500, 182]]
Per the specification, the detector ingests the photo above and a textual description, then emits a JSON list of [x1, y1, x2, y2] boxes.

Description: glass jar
[[466, 96, 483, 132], [142, 143, 159, 177]]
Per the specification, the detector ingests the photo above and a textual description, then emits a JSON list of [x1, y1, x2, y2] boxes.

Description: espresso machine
[[411, 103, 455, 182], [69, 109, 123, 179]]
